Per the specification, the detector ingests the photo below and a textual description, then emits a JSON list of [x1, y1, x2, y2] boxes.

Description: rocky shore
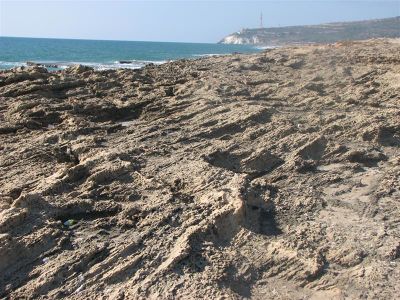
[[0, 39, 399, 299]]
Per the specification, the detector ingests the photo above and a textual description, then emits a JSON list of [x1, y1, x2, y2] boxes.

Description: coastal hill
[[220, 16, 400, 45], [0, 39, 399, 298]]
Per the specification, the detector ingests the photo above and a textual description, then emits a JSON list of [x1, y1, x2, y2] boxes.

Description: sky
[[0, 0, 399, 43]]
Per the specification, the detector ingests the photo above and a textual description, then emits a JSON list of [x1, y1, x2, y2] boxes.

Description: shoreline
[[0, 38, 399, 299], [0, 36, 262, 71], [0, 54, 237, 71], [4, 37, 398, 72], [0, 52, 254, 71]]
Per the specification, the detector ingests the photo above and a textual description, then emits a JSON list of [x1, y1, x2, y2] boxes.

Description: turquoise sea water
[[0, 37, 260, 70]]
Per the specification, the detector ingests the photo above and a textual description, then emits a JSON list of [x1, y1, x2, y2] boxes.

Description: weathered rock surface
[[0, 39, 399, 299]]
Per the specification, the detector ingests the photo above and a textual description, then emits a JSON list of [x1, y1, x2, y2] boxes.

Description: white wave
[[0, 61, 25, 69], [192, 53, 227, 57], [114, 60, 168, 65], [76, 60, 168, 70], [0, 60, 168, 71], [56, 61, 144, 70], [254, 46, 278, 50]]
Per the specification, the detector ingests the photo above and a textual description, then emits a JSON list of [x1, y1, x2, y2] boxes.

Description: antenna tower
[[260, 12, 264, 28]]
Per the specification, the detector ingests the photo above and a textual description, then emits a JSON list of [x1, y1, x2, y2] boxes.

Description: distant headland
[[220, 16, 400, 46]]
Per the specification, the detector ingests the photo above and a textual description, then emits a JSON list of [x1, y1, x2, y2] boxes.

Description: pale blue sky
[[0, 1, 399, 43]]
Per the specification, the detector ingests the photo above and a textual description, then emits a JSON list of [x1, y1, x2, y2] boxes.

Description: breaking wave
[[0, 60, 168, 71]]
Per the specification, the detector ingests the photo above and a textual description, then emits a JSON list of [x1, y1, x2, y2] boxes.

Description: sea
[[0, 37, 261, 70]]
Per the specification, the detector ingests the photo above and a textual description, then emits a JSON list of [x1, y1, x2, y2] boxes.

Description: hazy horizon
[[1, 1, 399, 43]]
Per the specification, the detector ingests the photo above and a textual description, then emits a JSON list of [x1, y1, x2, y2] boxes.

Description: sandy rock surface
[[0, 39, 399, 299]]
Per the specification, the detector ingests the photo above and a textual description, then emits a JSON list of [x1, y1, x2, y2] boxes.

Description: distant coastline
[[220, 16, 400, 46]]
